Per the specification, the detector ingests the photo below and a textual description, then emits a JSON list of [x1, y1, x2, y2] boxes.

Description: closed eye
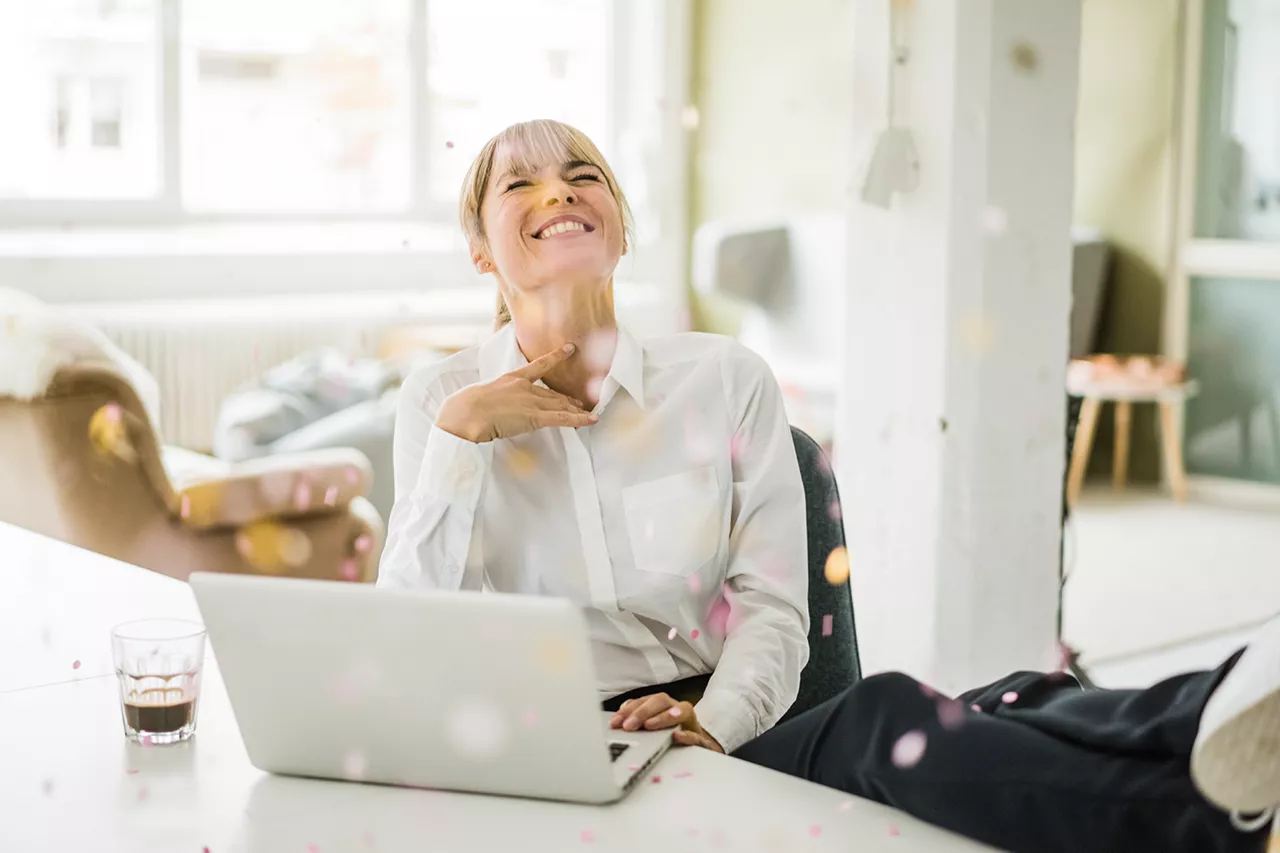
[[505, 179, 532, 192], [571, 173, 601, 182]]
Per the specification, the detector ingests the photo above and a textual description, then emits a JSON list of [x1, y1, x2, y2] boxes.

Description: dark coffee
[[124, 693, 194, 733]]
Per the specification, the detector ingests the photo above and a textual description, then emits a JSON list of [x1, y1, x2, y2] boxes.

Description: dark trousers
[[728, 652, 1267, 853]]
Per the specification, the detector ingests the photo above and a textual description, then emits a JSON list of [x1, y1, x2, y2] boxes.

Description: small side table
[[1065, 378, 1200, 506]]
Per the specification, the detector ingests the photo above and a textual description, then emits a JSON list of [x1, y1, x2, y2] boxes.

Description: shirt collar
[[476, 323, 646, 410]]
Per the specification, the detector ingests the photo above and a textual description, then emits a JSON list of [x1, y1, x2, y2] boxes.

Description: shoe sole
[[1192, 686, 1280, 815]]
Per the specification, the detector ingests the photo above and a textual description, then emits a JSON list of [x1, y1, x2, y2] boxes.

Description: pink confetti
[[667, 627, 677, 641], [294, 480, 312, 510], [687, 575, 702, 594], [580, 830, 595, 843], [809, 825, 822, 838], [1001, 691, 1019, 705], [920, 683, 936, 698], [891, 730, 927, 769], [308, 845, 320, 853], [821, 615, 833, 637], [125, 769, 139, 775], [689, 629, 700, 640], [445, 140, 455, 149], [838, 799, 854, 811], [345, 467, 360, 485], [72, 659, 81, 670], [888, 825, 901, 837], [828, 500, 842, 521], [651, 775, 662, 784], [140, 735, 153, 746], [355, 534, 373, 553], [180, 495, 191, 519], [203, 848, 211, 853], [674, 770, 693, 779], [704, 597, 731, 638], [626, 764, 639, 772], [340, 559, 359, 581], [668, 707, 681, 718], [324, 486, 339, 507], [103, 402, 122, 422], [137, 786, 149, 803], [938, 699, 966, 730], [971, 703, 982, 712]]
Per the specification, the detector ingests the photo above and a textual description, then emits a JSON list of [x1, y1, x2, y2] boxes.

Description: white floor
[[1063, 485, 1280, 687]]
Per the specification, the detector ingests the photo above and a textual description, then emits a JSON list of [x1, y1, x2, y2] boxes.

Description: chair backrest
[[780, 426, 861, 723]]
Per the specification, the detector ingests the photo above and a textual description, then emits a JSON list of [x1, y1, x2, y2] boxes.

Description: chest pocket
[[622, 465, 721, 575]]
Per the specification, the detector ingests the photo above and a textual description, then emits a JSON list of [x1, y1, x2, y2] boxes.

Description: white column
[[836, 0, 1081, 691]]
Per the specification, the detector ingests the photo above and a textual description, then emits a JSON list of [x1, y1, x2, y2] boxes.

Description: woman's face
[[477, 143, 625, 295]]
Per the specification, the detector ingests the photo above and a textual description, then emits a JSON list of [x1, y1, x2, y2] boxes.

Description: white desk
[[0, 522, 994, 852]]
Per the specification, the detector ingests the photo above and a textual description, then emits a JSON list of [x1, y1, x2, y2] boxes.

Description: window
[[1171, 0, 1280, 497], [0, 0, 651, 222]]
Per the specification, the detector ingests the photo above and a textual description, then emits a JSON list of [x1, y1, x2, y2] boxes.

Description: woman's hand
[[435, 343, 598, 443], [608, 693, 724, 753]]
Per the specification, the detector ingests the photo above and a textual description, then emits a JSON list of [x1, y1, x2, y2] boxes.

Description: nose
[[541, 179, 577, 207]]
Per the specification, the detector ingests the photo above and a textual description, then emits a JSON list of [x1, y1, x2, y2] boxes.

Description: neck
[[508, 278, 618, 408]]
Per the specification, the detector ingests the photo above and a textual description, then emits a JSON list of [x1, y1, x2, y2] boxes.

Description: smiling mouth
[[534, 220, 594, 239]]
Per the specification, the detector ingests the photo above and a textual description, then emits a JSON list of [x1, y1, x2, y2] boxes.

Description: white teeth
[[538, 221, 586, 238]]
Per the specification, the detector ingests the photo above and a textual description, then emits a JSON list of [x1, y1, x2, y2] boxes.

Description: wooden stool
[[1066, 373, 1199, 507]]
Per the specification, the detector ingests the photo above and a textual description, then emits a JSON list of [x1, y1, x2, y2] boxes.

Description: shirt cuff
[[417, 424, 492, 508], [694, 690, 759, 755]]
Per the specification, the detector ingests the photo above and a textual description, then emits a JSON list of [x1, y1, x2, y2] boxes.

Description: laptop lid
[[190, 572, 634, 803]]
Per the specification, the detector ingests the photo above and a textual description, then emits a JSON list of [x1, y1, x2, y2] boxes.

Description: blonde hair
[[458, 119, 635, 329]]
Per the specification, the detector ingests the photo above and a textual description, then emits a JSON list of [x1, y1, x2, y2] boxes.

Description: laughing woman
[[377, 119, 1280, 853]]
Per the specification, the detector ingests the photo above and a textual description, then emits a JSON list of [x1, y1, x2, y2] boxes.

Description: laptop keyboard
[[608, 742, 630, 762]]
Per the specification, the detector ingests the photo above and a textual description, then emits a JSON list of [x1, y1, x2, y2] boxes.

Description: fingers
[[529, 385, 590, 412], [644, 701, 693, 731], [616, 694, 679, 732], [531, 410, 598, 429], [511, 342, 577, 381]]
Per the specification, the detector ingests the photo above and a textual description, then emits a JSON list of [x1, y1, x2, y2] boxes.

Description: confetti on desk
[[1001, 691, 1019, 705], [674, 770, 693, 779], [580, 829, 595, 843], [809, 825, 822, 838]]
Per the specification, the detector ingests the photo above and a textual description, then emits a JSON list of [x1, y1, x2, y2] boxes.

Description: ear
[[470, 245, 492, 275]]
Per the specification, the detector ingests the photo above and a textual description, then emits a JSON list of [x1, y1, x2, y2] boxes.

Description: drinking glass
[[111, 619, 207, 744]]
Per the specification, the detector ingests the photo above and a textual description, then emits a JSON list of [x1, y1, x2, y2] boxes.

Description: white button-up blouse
[[376, 323, 809, 753]]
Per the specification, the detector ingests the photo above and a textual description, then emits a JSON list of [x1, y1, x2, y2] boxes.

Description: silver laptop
[[189, 572, 672, 804]]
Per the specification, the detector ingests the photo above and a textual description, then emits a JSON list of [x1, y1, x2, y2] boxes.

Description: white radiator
[[66, 290, 495, 451]]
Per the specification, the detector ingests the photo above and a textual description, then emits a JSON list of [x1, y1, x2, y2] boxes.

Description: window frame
[[0, 0, 685, 232], [1167, 0, 1280, 501]]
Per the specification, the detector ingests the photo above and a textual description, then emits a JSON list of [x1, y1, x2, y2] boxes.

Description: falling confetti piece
[[821, 614, 833, 637], [445, 140, 455, 149], [824, 547, 850, 585], [888, 825, 901, 837], [981, 205, 1008, 234], [340, 559, 360, 582], [580, 830, 595, 843], [308, 845, 320, 853], [88, 402, 134, 461], [1002, 691, 1019, 705], [690, 629, 700, 640], [667, 627, 678, 641], [971, 704, 982, 712], [137, 786, 149, 803], [674, 770, 693, 779], [828, 500, 842, 521], [651, 775, 662, 784], [668, 707, 681, 718], [627, 764, 639, 772], [294, 480, 312, 510], [72, 659, 81, 670], [687, 575, 702, 594], [920, 684, 936, 698], [505, 447, 540, 477], [203, 848, 210, 853], [345, 467, 360, 485], [126, 768, 139, 775], [141, 735, 153, 746], [891, 730, 927, 769], [937, 699, 966, 730], [809, 825, 822, 838], [354, 534, 373, 553]]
